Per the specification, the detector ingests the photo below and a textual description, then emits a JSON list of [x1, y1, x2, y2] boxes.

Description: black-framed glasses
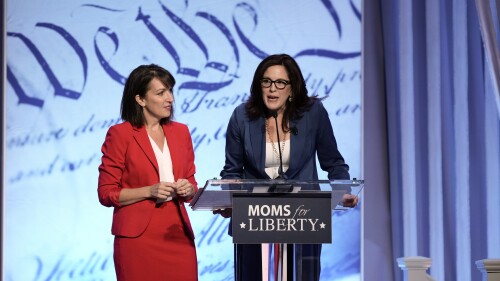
[[260, 78, 290, 90]]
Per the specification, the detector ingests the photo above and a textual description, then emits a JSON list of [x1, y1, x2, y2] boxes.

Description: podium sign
[[232, 193, 332, 244]]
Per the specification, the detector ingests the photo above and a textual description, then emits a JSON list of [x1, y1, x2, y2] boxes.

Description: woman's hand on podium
[[213, 208, 232, 218], [341, 194, 359, 208]]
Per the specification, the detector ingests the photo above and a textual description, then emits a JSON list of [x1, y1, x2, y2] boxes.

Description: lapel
[[163, 123, 180, 180], [286, 117, 308, 176], [132, 125, 159, 175], [248, 117, 266, 175]]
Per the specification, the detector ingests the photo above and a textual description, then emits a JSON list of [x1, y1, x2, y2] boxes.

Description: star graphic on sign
[[240, 222, 246, 229], [320, 222, 326, 229]]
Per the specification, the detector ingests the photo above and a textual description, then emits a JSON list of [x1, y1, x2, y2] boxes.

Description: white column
[[476, 259, 500, 281], [397, 256, 435, 281]]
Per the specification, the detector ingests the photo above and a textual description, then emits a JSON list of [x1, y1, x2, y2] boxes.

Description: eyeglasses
[[260, 78, 290, 90]]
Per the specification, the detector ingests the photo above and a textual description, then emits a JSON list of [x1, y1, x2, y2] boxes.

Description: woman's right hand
[[118, 182, 174, 206], [149, 182, 175, 200]]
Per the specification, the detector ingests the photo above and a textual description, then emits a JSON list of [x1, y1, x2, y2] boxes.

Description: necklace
[[265, 119, 287, 163]]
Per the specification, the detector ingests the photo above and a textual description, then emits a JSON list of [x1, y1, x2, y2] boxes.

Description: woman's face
[[261, 65, 291, 114], [135, 77, 173, 124]]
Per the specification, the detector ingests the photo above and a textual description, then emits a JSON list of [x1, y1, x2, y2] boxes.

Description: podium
[[190, 179, 364, 281]]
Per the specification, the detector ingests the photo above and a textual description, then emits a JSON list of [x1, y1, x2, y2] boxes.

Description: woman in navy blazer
[[98, 64, 198, 281], [219, 54, 350, 281]]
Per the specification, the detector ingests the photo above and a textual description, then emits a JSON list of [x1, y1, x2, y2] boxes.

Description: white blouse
[[149, 136, 174, 202], [264, 139, 290, 179]]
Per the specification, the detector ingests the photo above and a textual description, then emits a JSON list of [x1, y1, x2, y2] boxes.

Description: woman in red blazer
[[98, 64, 198, 281]]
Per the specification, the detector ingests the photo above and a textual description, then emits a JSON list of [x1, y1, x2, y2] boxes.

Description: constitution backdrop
[[3, 1, 361, 280]]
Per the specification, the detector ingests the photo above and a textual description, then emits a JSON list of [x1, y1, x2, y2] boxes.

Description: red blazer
[[97, 121, 198, 239]]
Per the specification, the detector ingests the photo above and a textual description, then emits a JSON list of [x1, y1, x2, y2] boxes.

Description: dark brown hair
[[245, 54, 317, 131], [120, 64, 176, 127]]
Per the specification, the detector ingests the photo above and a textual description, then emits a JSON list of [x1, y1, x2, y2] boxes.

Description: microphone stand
[[268, 111, 292, 192], [271, 111, 286, 179]]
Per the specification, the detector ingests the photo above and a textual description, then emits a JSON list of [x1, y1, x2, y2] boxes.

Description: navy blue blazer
[[220, 100, 350, 181]]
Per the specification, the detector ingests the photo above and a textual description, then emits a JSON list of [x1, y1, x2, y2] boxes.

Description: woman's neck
[[266, 114, 289, 141], [145, 121, 162, 133]]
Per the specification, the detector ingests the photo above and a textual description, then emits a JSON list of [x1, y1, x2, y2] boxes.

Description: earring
[[288, 95, 293, 102]]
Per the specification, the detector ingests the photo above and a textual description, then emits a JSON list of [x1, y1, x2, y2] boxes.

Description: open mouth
[[267, 95, 279, 101]]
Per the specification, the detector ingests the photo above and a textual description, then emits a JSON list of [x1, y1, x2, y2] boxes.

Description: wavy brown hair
[[245, 54, 317, 132]]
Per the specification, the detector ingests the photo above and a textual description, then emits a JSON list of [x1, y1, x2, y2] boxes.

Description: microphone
[[270, 110, 286, 179]]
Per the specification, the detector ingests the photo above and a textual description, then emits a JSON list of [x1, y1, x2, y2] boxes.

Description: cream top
[[148, 136, 174, 202], [264, 139, 290, 179]]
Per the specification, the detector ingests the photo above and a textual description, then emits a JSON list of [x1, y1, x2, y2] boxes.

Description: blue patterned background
[[5, 1, 361, 280]]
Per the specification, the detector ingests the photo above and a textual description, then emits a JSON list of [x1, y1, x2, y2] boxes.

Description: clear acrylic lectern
[[190, 179, 364, 281]]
